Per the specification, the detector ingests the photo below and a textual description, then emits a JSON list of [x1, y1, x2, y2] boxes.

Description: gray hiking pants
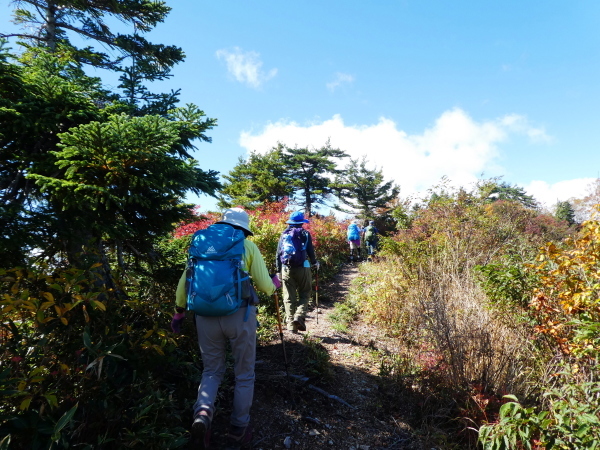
[[193, 306, 257, 428], [281, 265, 312, 325]]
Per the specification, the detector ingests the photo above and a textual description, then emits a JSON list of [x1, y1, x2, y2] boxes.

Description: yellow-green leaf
[[44, 394, 58, 408], [152, 345, 165, 356], [40, 301, 55, 311], [19, 397, 32, 410], [94, 301, 106, 311]]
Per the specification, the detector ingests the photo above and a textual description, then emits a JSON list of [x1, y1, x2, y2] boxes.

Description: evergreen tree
[[0, 45, 106, 266], [487, 181, 538, 209], [282, 141, 348, 215], [219, 145, 291, 209], [29, 112, 219, 261], [0, 46, 219, 270], [1, 0, 184, 72], [554, 200, 576, 226], [334, 156, 399, 218]]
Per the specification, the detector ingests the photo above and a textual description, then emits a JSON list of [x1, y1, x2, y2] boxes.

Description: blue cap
[[286, 210, 309, 224]]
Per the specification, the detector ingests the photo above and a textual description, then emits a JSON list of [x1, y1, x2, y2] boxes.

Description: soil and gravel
[[200, 263, 428, 450]]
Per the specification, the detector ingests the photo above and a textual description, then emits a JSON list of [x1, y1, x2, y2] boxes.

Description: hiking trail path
[[204, 263, 425, 450]]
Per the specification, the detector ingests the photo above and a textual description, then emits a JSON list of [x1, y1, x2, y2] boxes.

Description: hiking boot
[[293, 317, 306, 332], [191, 409, 212, 449], [227, 424, 253, 449]]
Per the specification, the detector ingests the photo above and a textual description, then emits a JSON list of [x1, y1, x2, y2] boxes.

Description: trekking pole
[[315, 268, 319, 324], [273, 292, 291, 380]]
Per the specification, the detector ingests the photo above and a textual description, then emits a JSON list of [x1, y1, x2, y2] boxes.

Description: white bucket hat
[[217, 207, 253, 235]]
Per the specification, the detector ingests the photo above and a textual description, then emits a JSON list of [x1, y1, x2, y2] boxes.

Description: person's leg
[[349, 240, 360, 260], [193, 315, 227, 417], [222, 306, 257, 429], [292, 266, 312, 328], [281, 265, 298, 330]]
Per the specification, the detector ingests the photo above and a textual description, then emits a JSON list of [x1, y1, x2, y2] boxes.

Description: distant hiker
[[171, 207, 280, 449], [363, 220, 379, 258], [276, 210, 319, 333], [347, 219, 362, 261]]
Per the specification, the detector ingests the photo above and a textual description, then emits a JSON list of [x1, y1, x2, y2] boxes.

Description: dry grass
[[352, 253, 537, 397]]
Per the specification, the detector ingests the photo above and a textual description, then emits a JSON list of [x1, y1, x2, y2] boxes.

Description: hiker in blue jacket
[[171, 208, 280, 449], [347, 219, 363, 261], [276, 211, 319, 333]]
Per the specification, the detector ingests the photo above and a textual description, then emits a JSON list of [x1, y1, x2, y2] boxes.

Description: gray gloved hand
[[313, 261, 320, 271]]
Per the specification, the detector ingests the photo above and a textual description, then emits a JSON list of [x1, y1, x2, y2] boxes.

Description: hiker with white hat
[[171, 207, 280, 448]]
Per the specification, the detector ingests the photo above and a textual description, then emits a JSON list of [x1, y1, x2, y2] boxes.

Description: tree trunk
[[46, 1, 57, 52]]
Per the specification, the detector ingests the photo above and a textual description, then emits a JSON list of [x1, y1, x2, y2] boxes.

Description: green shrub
[[479, 377, 600, 450]]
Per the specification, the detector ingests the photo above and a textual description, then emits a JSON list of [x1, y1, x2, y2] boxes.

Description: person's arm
[[175, 270, 187, 309], [275, 233, 283, 273], [171, 269, 188, 333], [244, 240, 276, 295]]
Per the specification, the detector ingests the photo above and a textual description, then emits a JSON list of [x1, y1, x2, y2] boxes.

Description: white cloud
[[240, 108, 553, 199], [215, 47, 277, 89], [500, 114, 551, 143], [525, 178, 595, 209], [326, 72, 354, 92]]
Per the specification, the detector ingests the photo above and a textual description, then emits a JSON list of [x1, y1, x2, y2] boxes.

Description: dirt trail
[[201, 263, 424, 450]]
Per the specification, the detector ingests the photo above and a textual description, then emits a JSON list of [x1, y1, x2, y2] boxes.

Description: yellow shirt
[[175, 238, 275, 309]]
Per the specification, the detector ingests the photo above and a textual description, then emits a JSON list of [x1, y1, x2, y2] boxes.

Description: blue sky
[[2, 0, 600, 214]]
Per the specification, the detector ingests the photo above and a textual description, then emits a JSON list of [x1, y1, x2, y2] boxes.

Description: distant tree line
[[218, 142, 400, 218]]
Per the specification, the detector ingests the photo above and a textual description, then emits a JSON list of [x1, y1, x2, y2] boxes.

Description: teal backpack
[[186, 223, 251, 320], [347, 223, 360, 241]]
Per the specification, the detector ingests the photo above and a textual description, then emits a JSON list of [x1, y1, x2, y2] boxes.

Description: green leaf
[[576, 424, 591, 438], [52, 403, 78, 442], [44, 393, 58, 408], [83, 330, 93, 351], [0, 434, 11, 450]]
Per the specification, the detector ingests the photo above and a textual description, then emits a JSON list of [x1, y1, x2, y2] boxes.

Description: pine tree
[[219, 145, 291, 209], [29, 112, 219, 260], [554, 200, 576, 226], [487, 181, 538, 209], [0, 46, 106, 266], [2, 0, 184, 72], [282, 141, 348, 215], [334, 156, 399, 218], [0, 46, 219, 270]]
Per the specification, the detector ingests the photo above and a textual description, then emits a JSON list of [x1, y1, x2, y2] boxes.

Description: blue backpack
[[347, 223, 360, 241], [279, 227, 308, 267], [186, 224, 251, 319]]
